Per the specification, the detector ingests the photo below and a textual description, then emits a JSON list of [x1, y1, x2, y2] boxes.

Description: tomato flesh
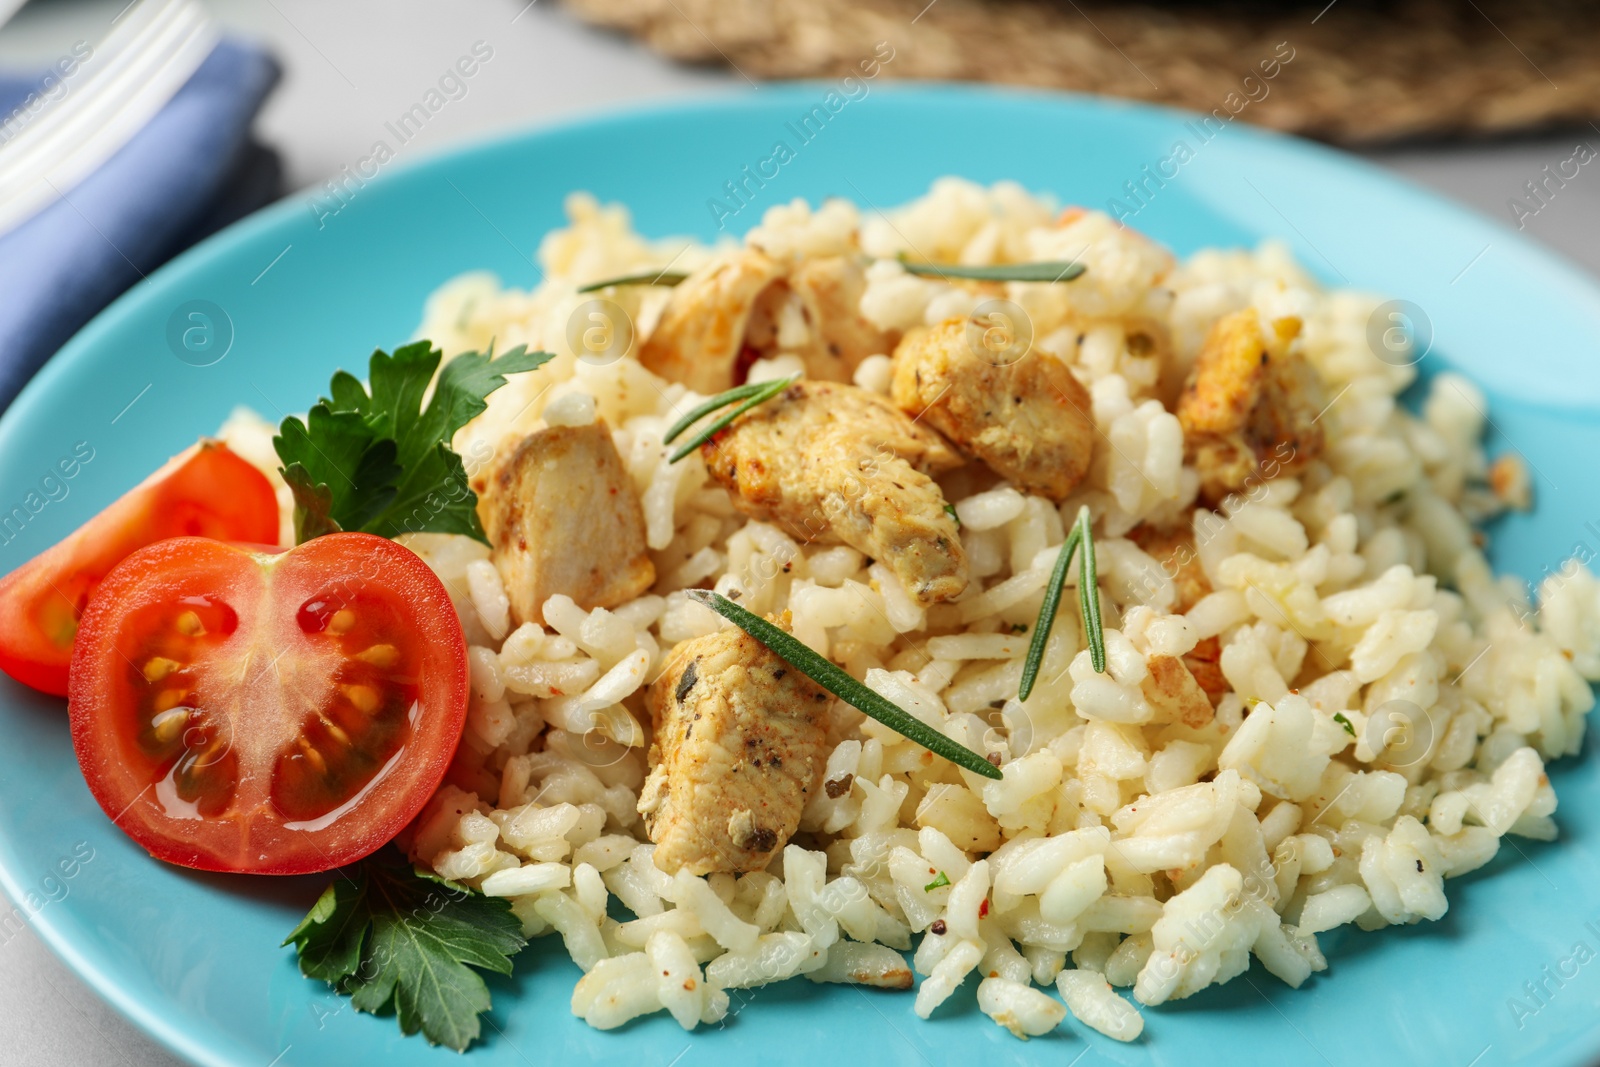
[[0, 441, 280, 696], [69, 534, 467, 874]]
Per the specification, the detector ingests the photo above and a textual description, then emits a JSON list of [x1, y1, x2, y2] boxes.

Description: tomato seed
[[327, 609, 355, 635], [341, 684, 380, 714], [355, 643, 399, 668], [142, 657, 180, 682], [173, 740, 238, 817], [175, 610, 205, 637], [297, 736, 327, 774], [153, 688, 189, 713], [151, 708, 188, 743]]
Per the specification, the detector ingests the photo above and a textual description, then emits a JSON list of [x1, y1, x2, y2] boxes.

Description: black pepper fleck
[[674, 659, 699, 705]]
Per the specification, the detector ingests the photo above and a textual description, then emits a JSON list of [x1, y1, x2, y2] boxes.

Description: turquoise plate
[[2, 86, 1598, 1067]]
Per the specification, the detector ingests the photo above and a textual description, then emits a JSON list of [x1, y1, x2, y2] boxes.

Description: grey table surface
[[1, 0, 1598, 1064]]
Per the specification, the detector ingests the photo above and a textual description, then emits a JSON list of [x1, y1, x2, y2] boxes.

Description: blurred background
[[2, 0, 1599, 410], [0, 0, 1596, 1059]]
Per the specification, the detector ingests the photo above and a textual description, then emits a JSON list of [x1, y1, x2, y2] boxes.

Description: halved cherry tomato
[[68, 533, 467, 874], [0, 441, 280, 696]]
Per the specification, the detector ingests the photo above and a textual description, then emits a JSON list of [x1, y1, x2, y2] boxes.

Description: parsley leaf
[[273, 341, 553, 544], [924, 871, 951, 892], [1333, 711, 1356, 737], [284, 861, 526, 1051]]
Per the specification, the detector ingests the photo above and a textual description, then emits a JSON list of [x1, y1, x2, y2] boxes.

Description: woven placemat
[[562, 0, 1599, 143]]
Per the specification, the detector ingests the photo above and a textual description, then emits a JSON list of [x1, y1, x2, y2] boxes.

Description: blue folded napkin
[[0, 38, 282, 413]]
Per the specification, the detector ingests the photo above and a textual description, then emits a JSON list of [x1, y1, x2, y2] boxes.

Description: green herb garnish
[[1077, 505, 1104, 674], [924, 871, 951, 892], [576, 270, 690, 293], [897, 256, 1086, 284], [284, 860, 526, 1052], [685, 589, 1003, 780], [944, 503, 961, 526], [663, 375, 797, 464], [273, 341, 553, 544], [1017, 505, 1104, 702], [1334, 712, 1356, 736]]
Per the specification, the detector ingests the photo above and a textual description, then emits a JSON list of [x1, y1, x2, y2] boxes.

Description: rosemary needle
[[666, 375, 797, 464], [663, 377, 789, 444], [575, 270, 689, 293], [1077, 505, 1106, 674], [685, 589, 1004, 780], [897, 257, 1086, 284], [1017, 524, 1081, 703], [1017, 505, 1105, 702]]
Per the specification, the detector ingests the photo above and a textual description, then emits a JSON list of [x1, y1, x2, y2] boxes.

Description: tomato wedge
[[68, 533, 467, 874], [0, 441, 280, 695]]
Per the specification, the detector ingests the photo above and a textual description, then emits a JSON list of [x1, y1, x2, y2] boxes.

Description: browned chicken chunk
[[1127, 522, 1212, 614], [639, 625, 832, 875], [698, 380, 968, 605], [476, 420, 654, 626], [1176, 309, 1325, 503], [641, 252, 894, 393], [1182, 636, 1228, 708], [638, 248, 784, 393], [786, 255, 896, 383], [890, 317, 1095, 502]]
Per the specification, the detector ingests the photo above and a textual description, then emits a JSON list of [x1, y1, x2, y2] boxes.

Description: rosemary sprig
[[664, 375, 797, 464], [575, 270, 690, 293], [1017, 525, 1081, 702], [663, 378, 786, 445], [1077, 506, 1105, 674], [1017, 505, 1104, 702], [685, 589, 1004, 780], [897, 257, 1086, 284]]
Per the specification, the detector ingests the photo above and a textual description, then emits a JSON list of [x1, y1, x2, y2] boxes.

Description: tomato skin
[[68, 533, 468, 875], [0, 441, 280, 696]]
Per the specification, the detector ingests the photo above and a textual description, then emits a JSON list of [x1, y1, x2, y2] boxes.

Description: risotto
[[221, 179, 1600, 1042]]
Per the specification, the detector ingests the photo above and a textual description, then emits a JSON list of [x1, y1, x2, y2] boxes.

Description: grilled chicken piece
[[641, 252, 893, 393], [698, 380, 968, 605], [1182, 635, 1228, 708], [1127, 523, 1212, 614], [638, 248, 784, 393], [787, 256, 896, 383], [1176, 309, 1325, 504], [476, 420, 654, 626], [890, 318, 1095, 502], [639, 625, 832, 875]]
